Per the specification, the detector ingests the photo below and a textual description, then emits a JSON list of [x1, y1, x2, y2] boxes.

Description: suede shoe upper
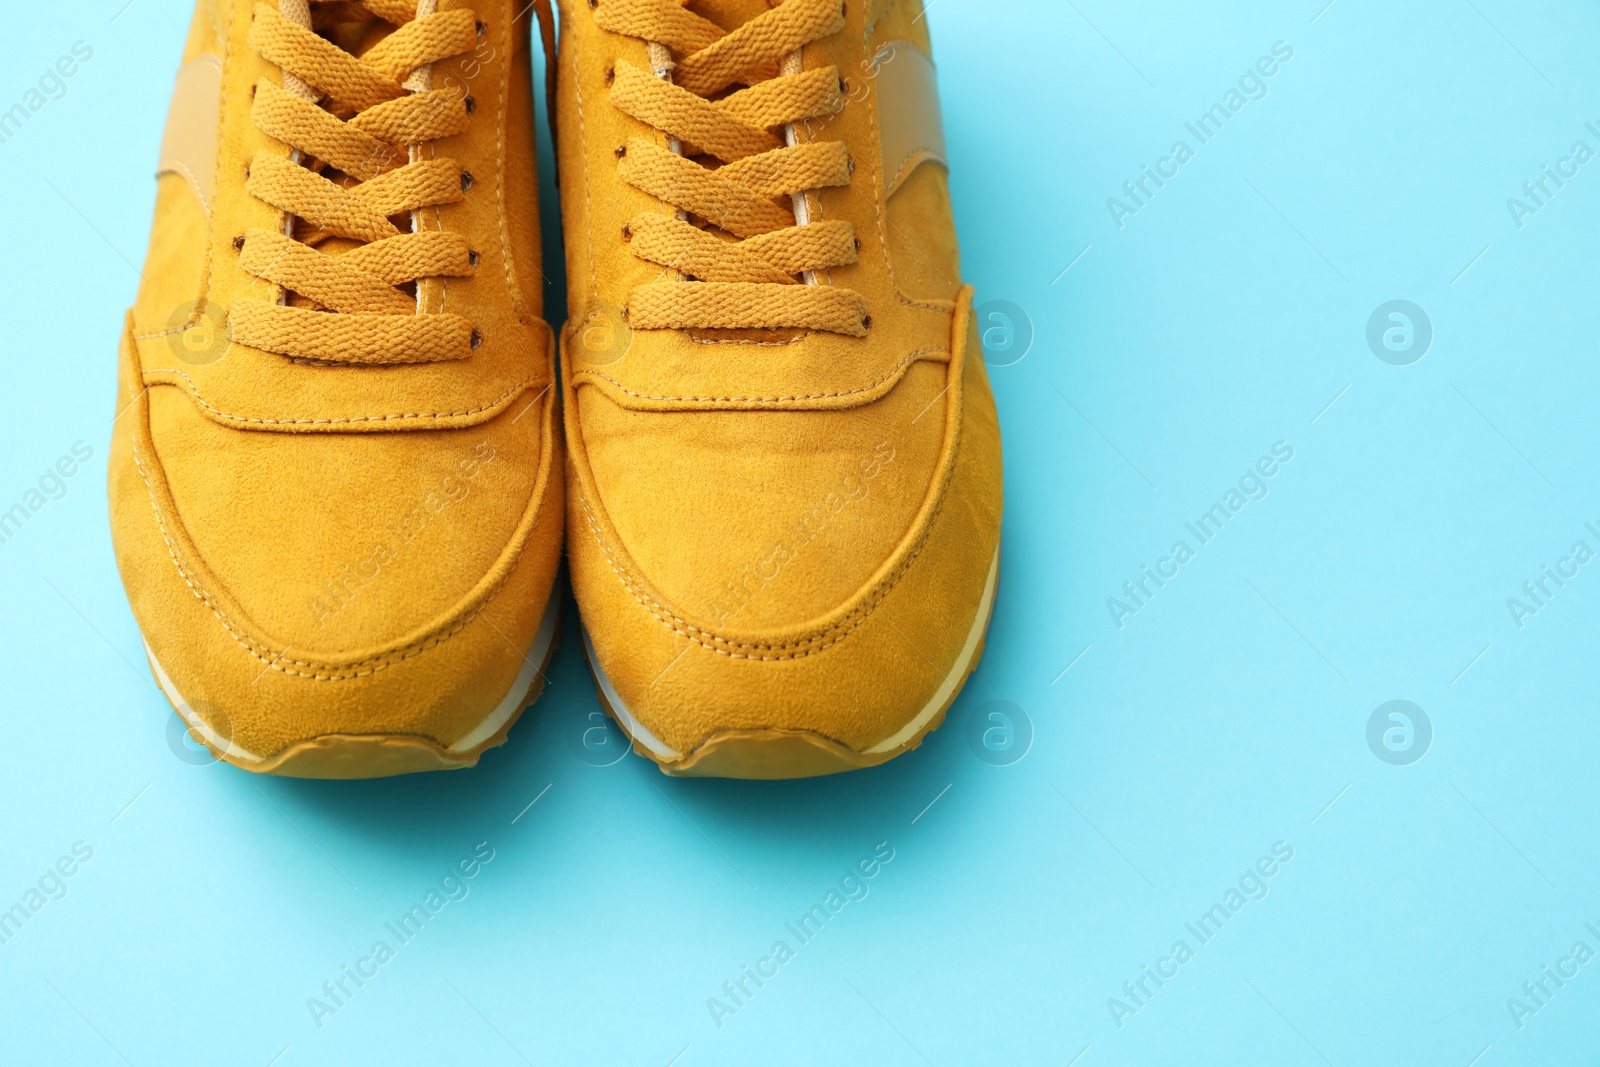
[[109, 0, 563, 766], [556, 0, 1002, 767]]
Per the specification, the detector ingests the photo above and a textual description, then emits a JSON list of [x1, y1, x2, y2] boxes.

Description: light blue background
[[3, 1, 1598, 1063]]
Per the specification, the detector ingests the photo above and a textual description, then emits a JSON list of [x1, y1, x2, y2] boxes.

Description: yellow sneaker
[[109, 0, 564, 777], [553, 0, 1002, 777]]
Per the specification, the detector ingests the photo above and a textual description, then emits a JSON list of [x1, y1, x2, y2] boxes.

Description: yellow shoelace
[[231, 0, 488, 364], [597, 0, 868, 337]]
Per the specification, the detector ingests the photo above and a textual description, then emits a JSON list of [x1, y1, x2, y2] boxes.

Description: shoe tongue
[[328, 17, 400, 62], [686, 0, 772, 33]]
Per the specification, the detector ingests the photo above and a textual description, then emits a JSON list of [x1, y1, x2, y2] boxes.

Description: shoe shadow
[[242, 590, 1000, 892]]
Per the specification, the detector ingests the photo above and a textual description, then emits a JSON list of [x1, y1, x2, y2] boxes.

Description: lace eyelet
[[861, 315, 872, 331], [475, 19, 487, 36], [233, 235, 246, 251], [604, 65, 616, 86], [614, 144, 627, 159], [460, 171, 475, 191], [470, 330, 484, 349], [468, 250, 481, 267], [621, 223, 632, 242], [464, 95, 476, 114]]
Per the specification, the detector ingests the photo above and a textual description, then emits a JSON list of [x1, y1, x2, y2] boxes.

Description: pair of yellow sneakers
[[111, 0, 1002, 780]]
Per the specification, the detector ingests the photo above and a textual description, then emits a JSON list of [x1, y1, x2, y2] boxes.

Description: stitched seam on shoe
[[492, 11, 531, 324], [572, 294, 977, 657], [143, 367, 542, 425], [883, 147, 945, 203], [574, 346, 941, 403], [861, 24, 955, 314], [571, 5, 601, 317], [207, 1, 226, 43], [156, 159, 214, 214], [129, 396, 551, 679], [135, 444, 503, 678], [574, 343, 967, 659], [198, 16, 233, 330], [577, 476, 950, 660]]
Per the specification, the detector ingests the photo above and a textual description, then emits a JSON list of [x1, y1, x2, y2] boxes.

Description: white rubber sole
[[146, 591, 560, 774], [582, 545, 1001, 776]]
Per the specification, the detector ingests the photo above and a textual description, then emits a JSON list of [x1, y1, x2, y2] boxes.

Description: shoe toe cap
[[569, 349, 1002, 772], [111, 382, 564, 769]]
